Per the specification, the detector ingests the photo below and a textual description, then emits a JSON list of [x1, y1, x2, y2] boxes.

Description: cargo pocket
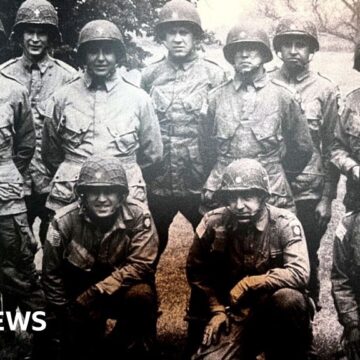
[[59, 110, 91, 148], [185, 144, 205, 190], [108, 128, 139, 156], [345, 114, 360, 158]]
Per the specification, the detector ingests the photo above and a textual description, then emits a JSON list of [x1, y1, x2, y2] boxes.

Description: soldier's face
[[227, 191, 264, 223], [85, 42, 117, 79], [279, 36, 312, 70], [22, 25, 49, 60], [163, 25, 196, 61], [233, 44, 264, 75], [84, 186, 123, 219]]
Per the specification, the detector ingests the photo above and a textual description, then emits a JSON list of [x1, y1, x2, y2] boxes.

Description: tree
[[0, 0, 199, 67], [256, 0, 359, 44]]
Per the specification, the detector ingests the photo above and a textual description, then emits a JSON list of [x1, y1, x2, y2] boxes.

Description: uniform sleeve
[[97, 211, 159, 295], [12, 88, 35, 174], [262, 216, 310, 290], [42, 220, 69, 307], [41, 97, 65, 176], [320, 86, 341, 200], [137, 94, 163, 179], [282, 95, 313, 180], [186, 217, 226, 313], [331, 219, 359, 329], [331, 98, 359, 175]]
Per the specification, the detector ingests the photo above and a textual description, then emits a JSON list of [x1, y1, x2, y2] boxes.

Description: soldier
[[332, 37, 360, 212], [332, 212, 360, 360], [187, 159, 313, 360], [141, 0, 226, 257], [271, 15, 340, 310], [42, 156, 159, 360], [0, 19, 46, 358], [42, 20, 162, 213], [202, 23, 313, 214], [0, 0, 77, 245]]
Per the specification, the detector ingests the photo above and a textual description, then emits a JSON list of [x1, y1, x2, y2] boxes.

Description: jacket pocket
[[107, 128, 139, 156], [0, 104, 13, 151], [59, 110, 91, 148]]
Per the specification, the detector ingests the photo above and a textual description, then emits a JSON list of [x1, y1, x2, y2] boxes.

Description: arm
[[136, 94, 163, 181], [42, 220, 68, 307], [331, 222, 359, 329], [331, 100, 359, 176], [12, 89, 35, 174], [320, 86, 341, 201], [230, 215, 310, 305], [95, 211, 159, 295], [41, 98, 64, 176], [282, 95, 313, 180]]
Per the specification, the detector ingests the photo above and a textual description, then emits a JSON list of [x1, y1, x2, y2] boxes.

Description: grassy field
[[2, 50, 360, 359]]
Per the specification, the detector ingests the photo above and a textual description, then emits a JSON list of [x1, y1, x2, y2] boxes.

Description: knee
[[270, 288, 307, 314], [124, 283, 157, 312]]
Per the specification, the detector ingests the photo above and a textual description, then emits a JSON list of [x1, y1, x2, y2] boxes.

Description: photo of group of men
[[0, 0, 360, 359]]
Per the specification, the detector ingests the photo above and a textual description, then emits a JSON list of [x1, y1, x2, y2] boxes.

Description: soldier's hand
[[345, 326, 360, 359], [230, 281, 247, 306], [202, 311, 229, 346], [201, 189, 215, 204], [315, 197, 332, 231], [76, 285, 101, 309], [351, 165, 360, 182], [230, 275, 267, 306]]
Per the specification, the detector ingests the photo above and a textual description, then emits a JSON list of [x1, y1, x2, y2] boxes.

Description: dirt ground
[[2, 50, 360, 359]]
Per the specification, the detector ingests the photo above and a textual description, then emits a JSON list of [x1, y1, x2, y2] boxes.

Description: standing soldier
[[187, 159, 313, 360], [0, 20, 46, 358], [42, 20, 162, 213], [0, 0, 77, 245], [141, 0, 225, 257], [202, 23, 313, 214], [271, 16, 340, 310], [42, 157, 159, 359], [332, 37, 360, 213]]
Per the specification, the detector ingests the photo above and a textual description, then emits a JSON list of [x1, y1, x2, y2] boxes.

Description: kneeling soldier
[[187, 158, 313, 360], [42, 157, 159, 360]]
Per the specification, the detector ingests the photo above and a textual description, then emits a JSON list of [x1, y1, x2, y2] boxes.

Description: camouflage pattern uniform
[[42, 20, 162, 212], [271, 15, 340, 308], [203, 24, 313, 214], [2, 0, 77, 244], [187, 159, 312, 360], [42, 157, 159, 359], [141, 0, 226, 256], [332, 212, 360, 360]]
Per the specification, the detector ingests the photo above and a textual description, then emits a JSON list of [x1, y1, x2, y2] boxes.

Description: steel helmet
[[76, 156, 129, 196], [219, 158, 271, 196], [273, 15, 319, 52], [155, 0, 203, 38], [223, 24, 273, 64], [11, 0, 61, 42], [77, 19, 126, 63]]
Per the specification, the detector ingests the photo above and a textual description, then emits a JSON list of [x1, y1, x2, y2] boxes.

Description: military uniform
[[332, 88, 360, 211], [271, 65, 340, 306], [0, 70, 46, 339], [42, 68, 162, 211], [0, 55, 76, 242], [42, 199, 158, 359], [332, 211, 360, 359], [141, 53, 225, 255], [186, 204, 312, 360], [203, 71, 312, 213]]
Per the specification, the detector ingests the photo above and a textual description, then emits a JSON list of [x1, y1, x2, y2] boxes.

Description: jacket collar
[[166, 51, 198, 71], [233, 69, 267, 91], [280, 64, 310, 83], [83, 67, 120, 92], [21, 53, 52, 74]]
